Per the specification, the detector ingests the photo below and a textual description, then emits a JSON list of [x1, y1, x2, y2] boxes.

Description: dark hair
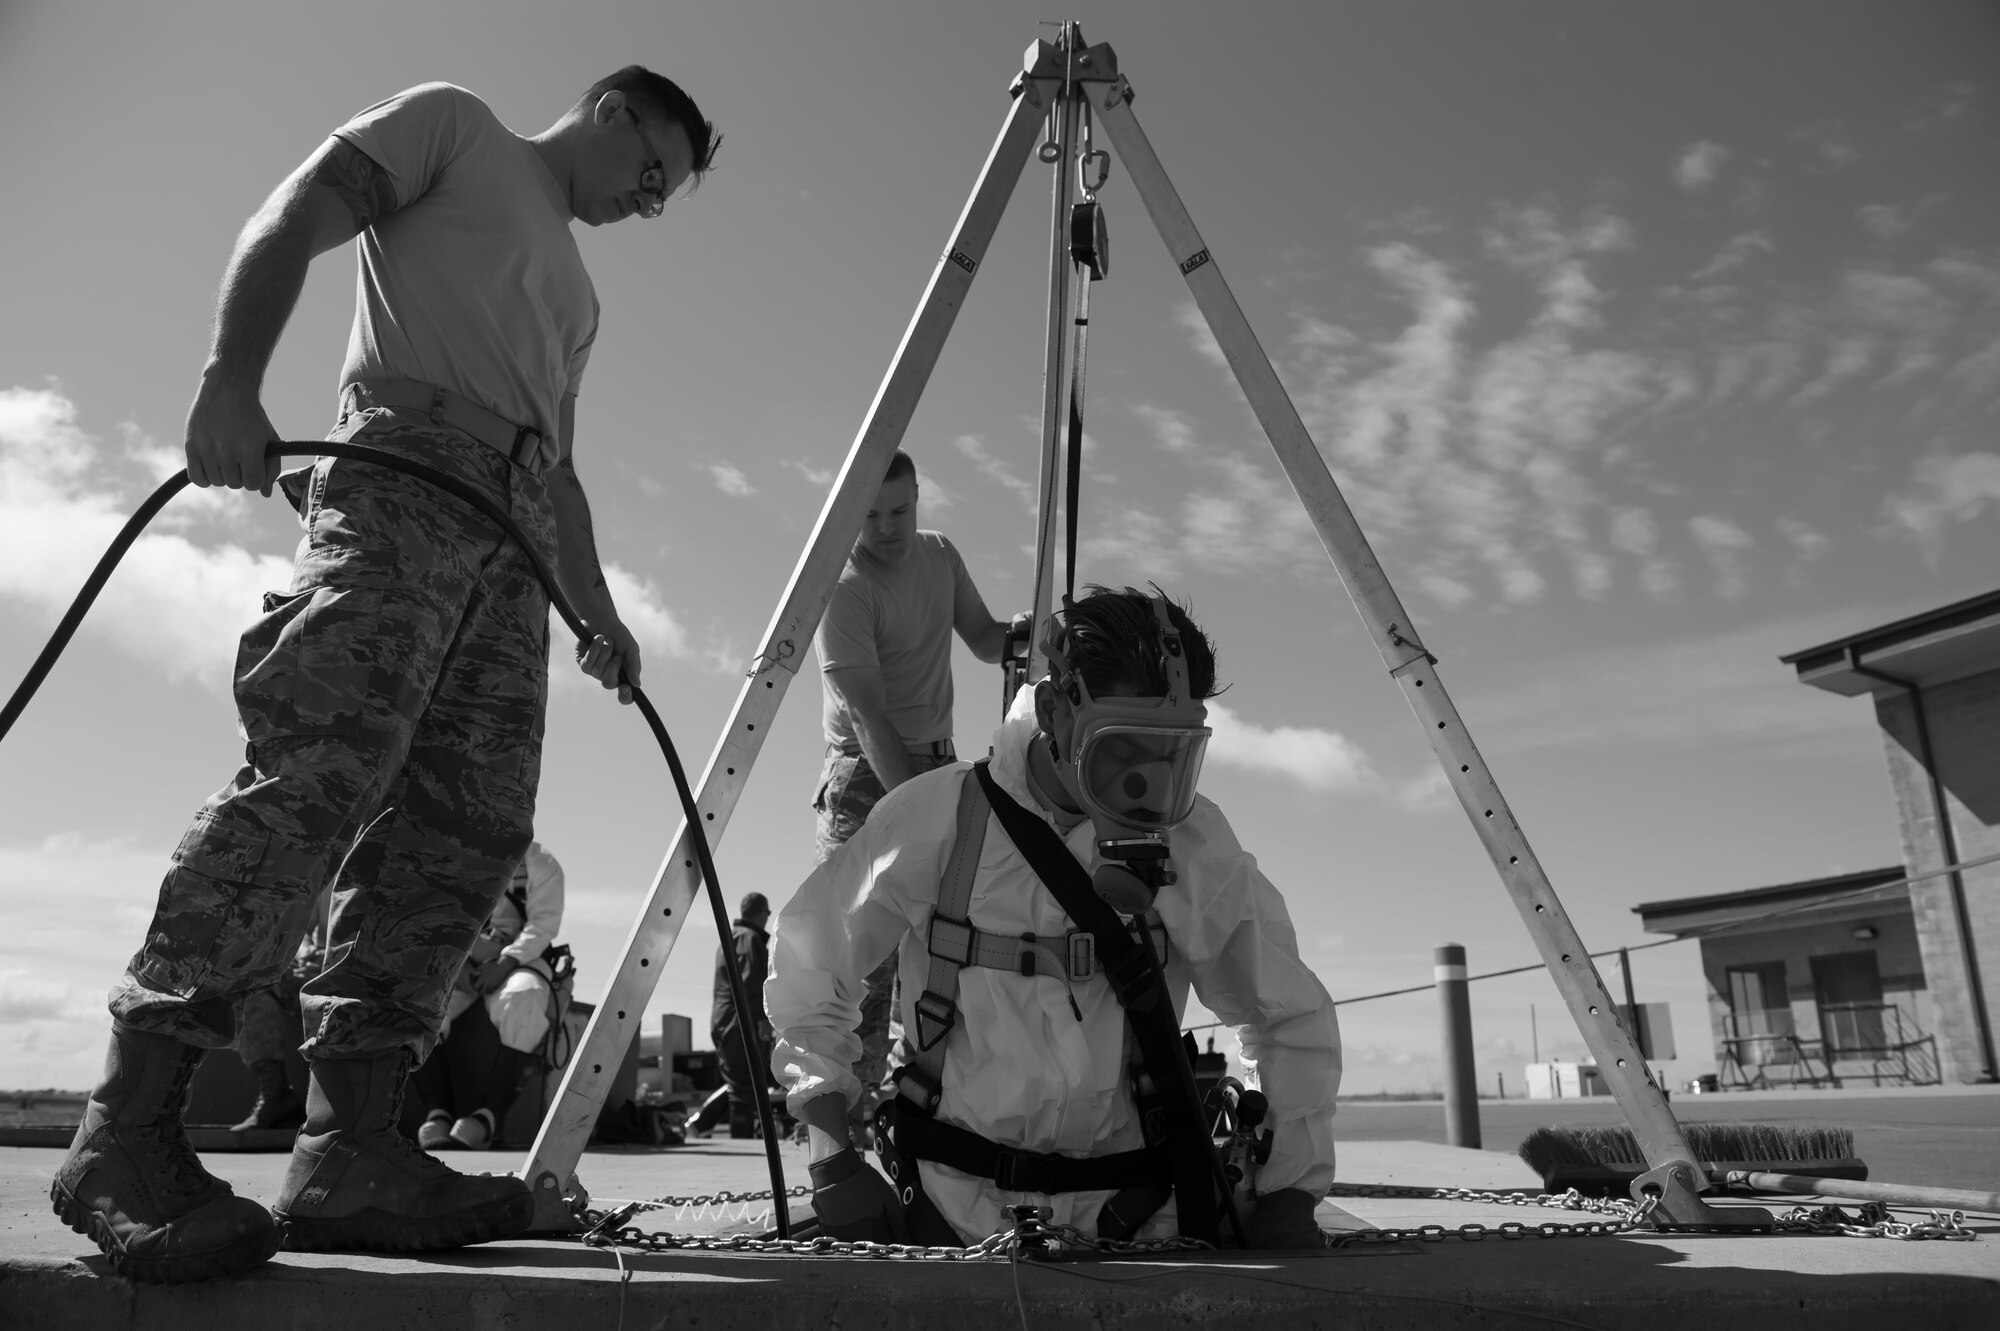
[[883, 450, 916, 485], [739, 891, 770, 918], [580, 65, 721, 186], [1053, 584, 1220, 700]]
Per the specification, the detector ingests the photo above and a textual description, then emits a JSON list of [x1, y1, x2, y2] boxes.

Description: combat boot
[[51, 1024, 280, 1283], [273, 1051, 532, 1252], [231, 1059, 306, 1131]]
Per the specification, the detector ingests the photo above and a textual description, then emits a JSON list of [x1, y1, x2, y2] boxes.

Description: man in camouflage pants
[[52, 69, 718, 1283]]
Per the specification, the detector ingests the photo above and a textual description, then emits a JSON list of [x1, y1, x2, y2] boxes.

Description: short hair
[[739, 891, 770, 918], [883, 450, 916, 486], [579, 65, 721, 187], [1051, 585, 1221, 700]]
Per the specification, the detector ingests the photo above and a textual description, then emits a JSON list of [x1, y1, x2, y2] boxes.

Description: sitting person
[[412, 841, 566, 1150], [767, 586, 1341, 1250]]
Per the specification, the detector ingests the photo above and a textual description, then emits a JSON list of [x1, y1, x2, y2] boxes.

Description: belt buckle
[[511, 424, 545, 475]]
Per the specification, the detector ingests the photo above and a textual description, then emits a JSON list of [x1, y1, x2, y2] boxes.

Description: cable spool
[[1070, 199, 1108, 280]]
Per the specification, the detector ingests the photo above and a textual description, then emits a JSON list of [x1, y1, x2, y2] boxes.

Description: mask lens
[[1076, 726, 1208, 831]]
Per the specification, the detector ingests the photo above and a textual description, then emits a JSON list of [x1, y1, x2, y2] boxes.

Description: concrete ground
[[5, 1134, 1996, 1330]]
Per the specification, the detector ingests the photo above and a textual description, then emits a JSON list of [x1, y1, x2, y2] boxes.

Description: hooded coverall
[[767, 692, 1342, 1243]]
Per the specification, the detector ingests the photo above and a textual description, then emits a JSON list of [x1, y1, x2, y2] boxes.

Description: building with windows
[[1635, 868, 1940, 1089], [1636, 589, 2000, 1088]]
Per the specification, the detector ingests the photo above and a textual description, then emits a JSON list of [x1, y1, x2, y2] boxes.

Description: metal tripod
[[518, 23, 1765, 1234]]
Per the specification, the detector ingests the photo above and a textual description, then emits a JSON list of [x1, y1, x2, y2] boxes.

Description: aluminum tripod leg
[[1094, 78, 1767, 1230], [1026, 48, 1083, 681], [517, 68, 1060, 1232]]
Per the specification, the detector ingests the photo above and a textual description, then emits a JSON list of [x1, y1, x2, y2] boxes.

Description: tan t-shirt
[[333, 83, 598, 458], [817, 532, 981, 749]]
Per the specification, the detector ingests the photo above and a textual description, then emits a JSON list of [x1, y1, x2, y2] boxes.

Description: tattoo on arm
[[311, 139, 400, 233]]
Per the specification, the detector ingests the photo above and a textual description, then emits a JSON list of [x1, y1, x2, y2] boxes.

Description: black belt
[[837, 738, 955, 761], [894, 1107, 1168, 1194], [341, 378, 551, 478]]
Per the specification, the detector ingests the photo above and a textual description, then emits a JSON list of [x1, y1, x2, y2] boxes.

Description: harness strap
[[895, 1109, 1169, 1194], [928, 917, 1168, 983], [901, 769, 988, 1108], [969, 761, 1228, 1245]]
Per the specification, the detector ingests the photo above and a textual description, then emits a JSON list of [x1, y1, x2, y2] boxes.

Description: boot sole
[[276, 1190, 534, 1253], [50, 1179, 280, 1284]]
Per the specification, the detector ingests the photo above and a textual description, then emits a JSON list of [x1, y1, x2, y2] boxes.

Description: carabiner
[[1078, 148, 1110, 198]]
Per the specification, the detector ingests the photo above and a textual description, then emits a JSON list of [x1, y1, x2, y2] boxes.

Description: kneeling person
[[767, 586, 1340, 1248]]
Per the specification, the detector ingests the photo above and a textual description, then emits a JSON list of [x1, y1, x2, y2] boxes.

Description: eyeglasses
[[626, 108, 669, 219]]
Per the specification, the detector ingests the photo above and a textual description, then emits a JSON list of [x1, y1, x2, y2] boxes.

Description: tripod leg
[[1095, 84, 1765, 1231], [515, 72, 1062, 1234]]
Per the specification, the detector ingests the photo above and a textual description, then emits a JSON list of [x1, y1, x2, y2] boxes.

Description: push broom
[[1518, 1123, 2000, 1215]]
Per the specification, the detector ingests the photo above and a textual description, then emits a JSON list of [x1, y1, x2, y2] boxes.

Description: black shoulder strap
[[970, 761, 1228, 1245]]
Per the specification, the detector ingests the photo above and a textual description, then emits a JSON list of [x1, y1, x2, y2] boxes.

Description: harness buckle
[[1018, 932, 1038, 977], [1067, 931, 1095, 978], [992, 1146, 1050, 1194], [893, 1065, 943, 1113], [913, 990, 958, 1051], [929, 917, 975, 967]]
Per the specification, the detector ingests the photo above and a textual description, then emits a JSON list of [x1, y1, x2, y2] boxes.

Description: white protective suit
[[768, 692, 1341, 1242], [444, 840, 566, 1051]]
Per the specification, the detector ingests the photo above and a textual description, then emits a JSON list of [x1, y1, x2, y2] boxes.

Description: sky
[[3, 0, 1998, 1112]]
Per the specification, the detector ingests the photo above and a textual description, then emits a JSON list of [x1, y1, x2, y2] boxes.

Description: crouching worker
[[767, 586, 1340, 1250], [412, 841, 567, 1150]]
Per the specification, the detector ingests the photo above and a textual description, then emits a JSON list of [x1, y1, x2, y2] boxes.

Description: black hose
[[0, 440, 792, 1234]]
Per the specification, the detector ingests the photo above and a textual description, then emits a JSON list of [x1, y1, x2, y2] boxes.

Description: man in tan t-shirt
[[811, 449, 1023, 1141], [54, 68, 717, 1283]]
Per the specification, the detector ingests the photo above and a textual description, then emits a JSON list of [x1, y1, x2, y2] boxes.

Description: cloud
[[1131, 403, 1197, 454], [1172, 302, 1230, 371], [1690, 229, 1773, 281], [1774, 516, 1830, 563], [705, 463, 757, 497], [1794, 119, 1860, 170], [951, 433, 1036, 509], [0, 385, 293, 688], [1856, 197, 1946, 243], [1460, 604, 1901, 760], [598, 563, 696, 661], [1673, 141, 1731, 191], [783, 459, 836, 487], [1204, 702, 1376, 793], [1881, 451, 2000, 559], [0, 832, 169, 1088], [1688, 514, 1754, 599]]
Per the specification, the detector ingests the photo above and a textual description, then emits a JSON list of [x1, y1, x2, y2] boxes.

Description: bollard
[[1436, 943, 1481, 1149]]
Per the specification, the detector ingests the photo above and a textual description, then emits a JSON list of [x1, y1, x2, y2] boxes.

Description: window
[[1725, 962, 1792, 1037]]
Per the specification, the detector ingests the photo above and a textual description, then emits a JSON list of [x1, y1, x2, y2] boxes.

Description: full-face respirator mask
[[1041, 595, 1212, 914]]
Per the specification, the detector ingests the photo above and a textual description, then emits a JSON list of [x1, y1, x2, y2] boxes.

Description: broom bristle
[[1517, 1122, 1859, 1182]]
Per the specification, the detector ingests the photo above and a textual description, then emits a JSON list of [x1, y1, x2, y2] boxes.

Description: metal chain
[[569, 1182, 1978, 1258], [572, 1190, 1210, 1261], [1324, 1185, 1659, 1247], [1775, 1202, 1976, 1241]]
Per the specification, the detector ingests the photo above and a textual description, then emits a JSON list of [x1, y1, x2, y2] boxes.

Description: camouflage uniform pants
[[812, 746, 957, 1098], [111, 406, 556, 1063]]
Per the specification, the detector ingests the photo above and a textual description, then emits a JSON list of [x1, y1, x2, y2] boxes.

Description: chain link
[[568, 1181, 1978, 1259], [1324, 1184, 1658, 1247], [1775, 1203, 1976, 1241], [572, 1188, 1210, 1261]]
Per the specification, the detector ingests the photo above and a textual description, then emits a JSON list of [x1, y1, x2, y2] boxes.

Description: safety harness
[[881, 758, 1228, 1244]]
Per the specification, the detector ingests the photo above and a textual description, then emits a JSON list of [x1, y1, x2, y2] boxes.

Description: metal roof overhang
[[1781, 588, 2000, 698], [1633, 867, 1907, 938]]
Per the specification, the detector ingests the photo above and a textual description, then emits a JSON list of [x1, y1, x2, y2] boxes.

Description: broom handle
[[1728, 1171, 2000, 1215]]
